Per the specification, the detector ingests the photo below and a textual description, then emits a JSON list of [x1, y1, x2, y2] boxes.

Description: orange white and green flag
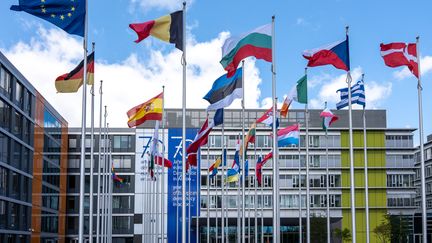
[[127, 92, 163, 128]]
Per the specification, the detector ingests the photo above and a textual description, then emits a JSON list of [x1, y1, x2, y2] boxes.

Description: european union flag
[[11, 0, 85, 37]]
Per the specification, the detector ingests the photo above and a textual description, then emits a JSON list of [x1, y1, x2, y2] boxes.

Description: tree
[[373, 220, 391, 243], [310, 215, 327, 243], [388, 214, 410, 243], [333, 228, 352, 243]]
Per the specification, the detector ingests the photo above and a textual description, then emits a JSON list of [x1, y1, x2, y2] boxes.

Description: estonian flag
[[203, 68, 243, 111]]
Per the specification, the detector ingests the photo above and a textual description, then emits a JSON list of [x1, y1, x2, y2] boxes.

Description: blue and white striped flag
[[336, 80, 365, 110]]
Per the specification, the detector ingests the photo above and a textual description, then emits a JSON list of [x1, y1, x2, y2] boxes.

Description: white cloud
[[309, 67, 392, 109], [2, 27, 264, 128], [129, 0, 193, 12], [393, 56, 432, 80]]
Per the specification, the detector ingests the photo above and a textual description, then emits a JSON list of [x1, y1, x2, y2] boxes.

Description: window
[[112, 216, 131, 231], [0, 167, 7, 196], [69, 139, 77, 148], [0, 99, 11, 131], [112, 155, 132, 169], [15, 81, 24, 107], [13, 111, 22, 138], [0, 200, 5, 228], [113, 135, 132, 150], [0, 133, 8, 163], [0, 67, 11, 96]]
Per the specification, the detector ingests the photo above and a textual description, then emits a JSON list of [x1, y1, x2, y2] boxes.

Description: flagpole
[[188, 163, 191, 243], [345, 26, 357, 243], [143, 149, 148, 241], [88, 42, 96, 242], [162, 86, 166, 243], [416, 36, 427, 243], [305, 68, 311, 243], [260, 149, 264, 243], [77, 0, 89, 239], [270, 15, 280, 243], [176, 155, 179, 243], [181, 2, 188, 243], [101, 106, 108, 243], [254, 141, 258, 243], [298, 130, 302, 243], [237, 134, 241, 243], [107, 132, 113, 242], [361, 74, 370, 243], [105, 123, 110, 243], [207, 145, 210, 243], [221, 121, 225, 243], [324, 102, 331, 243], [156, 130, 161, 243], [241, 60, 246, 243], [96, 80, 103, 243]]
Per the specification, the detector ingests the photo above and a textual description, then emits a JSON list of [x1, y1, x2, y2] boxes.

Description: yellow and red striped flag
[[127, 92, 163, 128]]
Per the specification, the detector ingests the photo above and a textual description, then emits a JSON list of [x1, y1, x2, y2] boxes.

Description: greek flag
[[336, 80, 365, 110]]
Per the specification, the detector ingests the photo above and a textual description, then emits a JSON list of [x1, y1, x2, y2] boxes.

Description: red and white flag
[[380, 42, 419, 78]]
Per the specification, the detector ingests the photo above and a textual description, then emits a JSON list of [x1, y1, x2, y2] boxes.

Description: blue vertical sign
[[168, 128, 200, 243]]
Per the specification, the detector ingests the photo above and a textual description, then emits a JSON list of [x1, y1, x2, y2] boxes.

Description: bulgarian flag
[[220, 24, 272, 77], [320, 107, 339, 130]]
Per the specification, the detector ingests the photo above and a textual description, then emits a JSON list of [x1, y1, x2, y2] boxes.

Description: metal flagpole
[[221, 122, 225, 243], [104, 123, 110, 243], [270, 16, 280, 243], [247, 175, 250, 242], [305, 69, 311, 243], [176, 158, 179, 243], [241, 60, 246, 243], [207, 145, 210, 243], [298, 132, 302, 243], [237, 134, 241, 243], [162, 86, 166, 243], [254, 142, 258, 243], [188, 163, 191, 243], [88, 42, 95, 242], [143, 149, 147, 241], [78, 0, 89, 240], [260, 149, 264, 243], [108, 134, 113, 243], [215, 169, 218, 242], [103, 119, 109, 242], [416, 36, 428, 243], [101, 106, 107, 243], [345, 26, 357, 243], [96, 80, 103, 243], [196, 154, 200, 243], [181, 2, 188, 243], [361, 74, 370, 243], [156, 129, 161, 243], [324, 102, 331, 243]]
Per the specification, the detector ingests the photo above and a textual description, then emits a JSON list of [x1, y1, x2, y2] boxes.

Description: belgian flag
[[129, 11, 183, 51], [55, 52, 94, 93]]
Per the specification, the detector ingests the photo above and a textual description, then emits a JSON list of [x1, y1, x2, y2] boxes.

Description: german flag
[[55, 52, 94, 93], [129, 11, 183, 51], [127, 92, 163, 128]]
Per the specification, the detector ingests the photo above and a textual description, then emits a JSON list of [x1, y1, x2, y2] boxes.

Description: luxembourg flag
[[257, 106, 279, 128], [303, 37, 350, 71], [320, 108, 339, 130], [277, 124, 300, 147]]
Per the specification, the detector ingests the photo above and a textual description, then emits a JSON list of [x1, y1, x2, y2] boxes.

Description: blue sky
[[1, 0, 432, 139]]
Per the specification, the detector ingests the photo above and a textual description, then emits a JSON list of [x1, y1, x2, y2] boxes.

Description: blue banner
[[167, 128, 200, 243]]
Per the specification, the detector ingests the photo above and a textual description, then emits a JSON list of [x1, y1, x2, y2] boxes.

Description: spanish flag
[[55, 52, 94, 93], [129, 10, 183, 51], [127, 92, 163, 128]]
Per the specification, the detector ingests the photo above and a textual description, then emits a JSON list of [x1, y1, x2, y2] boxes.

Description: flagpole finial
[[183, 1, 186, 7], [304, 67, 308, 75], [416, 36, 420, 42], [324, 101, 327, 108], [361, 73, 365, 81], [272, 15, 275, 20], [345, 26, 349, 34]]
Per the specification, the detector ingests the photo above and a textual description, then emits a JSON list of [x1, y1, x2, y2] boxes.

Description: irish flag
[[320, 108, 339, 130], [277, 124, 300, 147], [220, 24, 272, 77]]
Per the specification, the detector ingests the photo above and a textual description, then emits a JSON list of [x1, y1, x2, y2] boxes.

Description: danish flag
[[380, 42, 419, 78]]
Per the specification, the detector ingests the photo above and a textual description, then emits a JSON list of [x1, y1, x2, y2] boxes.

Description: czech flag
[[303, 37, 350, 71]]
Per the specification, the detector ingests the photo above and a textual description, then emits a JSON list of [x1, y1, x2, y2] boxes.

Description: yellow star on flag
[[60, 15, 64, 20]]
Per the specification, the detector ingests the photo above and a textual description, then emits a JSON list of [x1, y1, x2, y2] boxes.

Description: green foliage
[[310, 215, 327, 243], [333, 228, 352, 243]]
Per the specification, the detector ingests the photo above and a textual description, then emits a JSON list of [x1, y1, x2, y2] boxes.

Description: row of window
[[0, 99, 33, 145], [67, 195, 133, 213], [204, 135, 341, 149], [0, 66, 33, 116], [0, 200, 30, 231], [67, 175, 133, 193], [200, 194, 342, 209], [68, 155, 133, 169], [69, 135, 135, 151], [386, 154, 414, 168], [0, 166, 31, 202], [387, 174, 415, 188], [0, 132, 33, 174], [385, 135, 413, 148], [66, 216, 133, 234]]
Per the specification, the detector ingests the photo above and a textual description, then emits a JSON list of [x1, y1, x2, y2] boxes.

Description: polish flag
[[380, 42, 419, 78]]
